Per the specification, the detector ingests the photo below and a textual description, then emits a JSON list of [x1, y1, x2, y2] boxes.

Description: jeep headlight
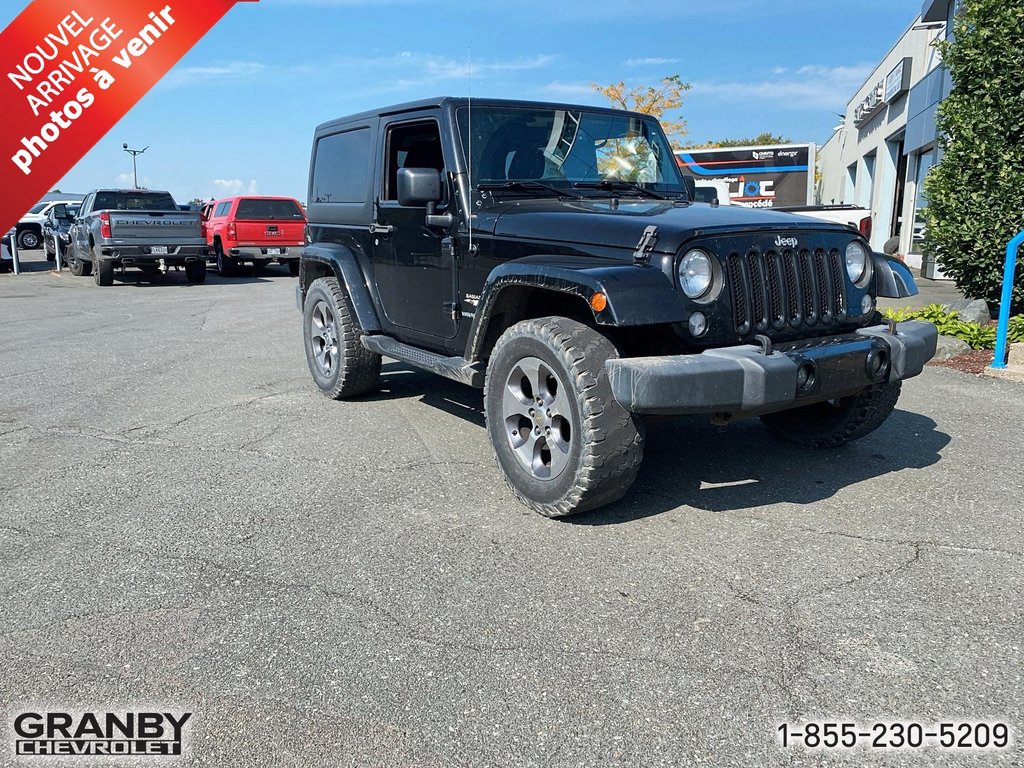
[[845, 241, 870, 285], [678, 249, 714, 299]]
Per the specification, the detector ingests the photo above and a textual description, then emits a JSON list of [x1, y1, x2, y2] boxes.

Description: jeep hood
[[483, 199, 853, 256]]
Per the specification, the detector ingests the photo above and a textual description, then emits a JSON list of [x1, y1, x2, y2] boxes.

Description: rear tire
[[303, 276, 381, 399], [92, 248, 114, 286], [185, 260, 207, 284], [760, 382, 902, 448], [215, 243, 237, 276], [484, 316, 645, 518], [68, 248, 91, 277]]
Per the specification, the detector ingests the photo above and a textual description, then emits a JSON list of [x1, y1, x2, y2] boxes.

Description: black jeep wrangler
[[297, 98, 936, 517]]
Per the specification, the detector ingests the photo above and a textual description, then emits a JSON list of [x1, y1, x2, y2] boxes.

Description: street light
[[122, 143, 148, 189]]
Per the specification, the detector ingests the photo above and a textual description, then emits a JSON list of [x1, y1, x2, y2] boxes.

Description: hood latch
[[633, 225, 659, 266]]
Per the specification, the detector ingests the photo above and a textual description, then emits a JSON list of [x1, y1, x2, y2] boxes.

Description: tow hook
[[754, 334, 773, 356], [158, 258, 168, 275], [886, 317, 897, 335]]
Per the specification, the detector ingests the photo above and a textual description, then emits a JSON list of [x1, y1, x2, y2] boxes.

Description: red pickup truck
[[200, 196, 306, 276]]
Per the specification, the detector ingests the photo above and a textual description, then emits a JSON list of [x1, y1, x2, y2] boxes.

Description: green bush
[[883, 303, 1024, 350], [922, 0, 1024, 309]]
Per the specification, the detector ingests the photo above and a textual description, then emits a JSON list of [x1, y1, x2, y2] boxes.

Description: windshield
[[28, 203, 48, 214], [456, 106, 685, 195]]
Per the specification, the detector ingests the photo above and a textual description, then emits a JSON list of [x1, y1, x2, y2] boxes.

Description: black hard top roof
[[314, 97, 655, 134]]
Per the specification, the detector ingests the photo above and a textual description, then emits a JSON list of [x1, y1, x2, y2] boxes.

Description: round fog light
[[861, 294, 874, 315], [866, 349, 889, 380], [796, 362, 816, 392], [688, 312, 707, 337]]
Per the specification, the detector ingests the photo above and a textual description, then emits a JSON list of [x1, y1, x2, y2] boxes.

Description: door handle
[[368, 222, 394, 236]]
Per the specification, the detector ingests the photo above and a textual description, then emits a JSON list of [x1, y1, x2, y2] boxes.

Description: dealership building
[[817, 0, 959, 275]]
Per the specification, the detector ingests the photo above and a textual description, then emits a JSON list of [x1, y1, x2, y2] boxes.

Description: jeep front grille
[[726, 248, 846, 336]]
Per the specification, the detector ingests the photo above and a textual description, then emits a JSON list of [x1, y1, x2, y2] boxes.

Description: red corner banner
[[0, 0, 257, 233]]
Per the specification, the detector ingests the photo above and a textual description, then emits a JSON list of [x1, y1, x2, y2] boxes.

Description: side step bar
[[361, 335, 485, 388]]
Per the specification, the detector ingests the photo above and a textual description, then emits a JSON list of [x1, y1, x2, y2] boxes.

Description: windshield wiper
[[478, 181, 584, 200], [573, 180, 669, 200]]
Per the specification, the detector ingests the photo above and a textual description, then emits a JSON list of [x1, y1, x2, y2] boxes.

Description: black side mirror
[[397, 167, 442, 207]]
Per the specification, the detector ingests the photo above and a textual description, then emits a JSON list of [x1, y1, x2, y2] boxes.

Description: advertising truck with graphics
[[677, 144, 816, 209]]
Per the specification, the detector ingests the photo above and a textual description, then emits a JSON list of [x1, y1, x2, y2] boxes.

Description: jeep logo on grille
[[775, 235, 799, 248]]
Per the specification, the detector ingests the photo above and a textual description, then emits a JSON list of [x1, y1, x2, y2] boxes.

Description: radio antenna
[[467, 46, 473, 255]]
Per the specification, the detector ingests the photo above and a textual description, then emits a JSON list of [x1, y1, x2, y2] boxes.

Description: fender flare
[[466, 256, 686, 361], [873, 252, 919, 299], [301, 242, 381, 333]]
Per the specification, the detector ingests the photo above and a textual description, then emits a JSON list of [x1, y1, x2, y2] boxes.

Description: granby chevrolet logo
[[13, 711, 192, 757]]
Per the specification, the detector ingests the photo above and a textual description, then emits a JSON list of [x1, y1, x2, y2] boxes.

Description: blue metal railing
[[990, 229, 1024, 369]]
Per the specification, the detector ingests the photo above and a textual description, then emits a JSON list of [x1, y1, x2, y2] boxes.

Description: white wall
[[817, 17, 945, 256]]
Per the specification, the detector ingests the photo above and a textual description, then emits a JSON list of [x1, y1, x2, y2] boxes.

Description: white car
[[17, 200, 81, 250], [1, 230, 13, 272]]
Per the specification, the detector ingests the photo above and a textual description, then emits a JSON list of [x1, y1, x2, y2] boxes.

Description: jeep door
[[371, 115, 457, 340]]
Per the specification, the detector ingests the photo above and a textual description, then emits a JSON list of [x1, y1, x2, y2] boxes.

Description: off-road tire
[[760, 381, 902, 448], [303, 276, 380, 399], [185, 260, 207, 284], [287, 260, 300, 277], [484, 316, 645, 518], [93, 248, 114, 286], [67, 248, 92, 277], [215, 243, 237, 276]]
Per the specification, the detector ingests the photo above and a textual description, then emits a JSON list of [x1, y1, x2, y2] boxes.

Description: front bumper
[[606, 321, 938, 416]]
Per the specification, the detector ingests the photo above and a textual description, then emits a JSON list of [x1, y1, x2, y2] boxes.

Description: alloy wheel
[[500, 356, 573, 481], [310, 300, 339, 377]]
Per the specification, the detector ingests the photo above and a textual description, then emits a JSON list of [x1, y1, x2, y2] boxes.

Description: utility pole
[[122, 143, 149, 189]]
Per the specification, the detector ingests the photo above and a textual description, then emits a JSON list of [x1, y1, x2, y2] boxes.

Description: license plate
[[151, 246, 168, 255], [266, 248, 282, 255]]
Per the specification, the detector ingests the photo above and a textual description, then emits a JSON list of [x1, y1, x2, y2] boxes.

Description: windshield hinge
[[633, 225, 659, 265]]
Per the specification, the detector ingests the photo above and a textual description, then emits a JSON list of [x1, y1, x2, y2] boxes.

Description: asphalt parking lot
[[0, 256, 1021, 767]]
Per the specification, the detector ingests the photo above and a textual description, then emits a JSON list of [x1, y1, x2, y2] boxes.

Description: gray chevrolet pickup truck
[[67, 189, 208, 286]]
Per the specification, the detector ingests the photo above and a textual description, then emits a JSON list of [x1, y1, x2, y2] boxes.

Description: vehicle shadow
[[369, 362, 950, 523], [374, 362, 486, 428], [3, 251, 54, 273], [569, 408, 949, 525], [102, 268, 286, 287]]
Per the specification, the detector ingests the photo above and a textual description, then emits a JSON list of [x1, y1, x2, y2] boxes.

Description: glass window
[[214, 202, 231, 217], [235, 198, 305, 220], [28, 203, 48, 214], [910, 148, 935, 255], [93, 191, 178, 211], [456, 106, 685, 193], [311, 128, 371, 204], [858, 152, 876, 210], [383, 121, 444, 200]]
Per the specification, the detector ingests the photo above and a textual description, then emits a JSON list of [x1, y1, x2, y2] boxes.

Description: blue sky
[[3, 0, 925, 204]]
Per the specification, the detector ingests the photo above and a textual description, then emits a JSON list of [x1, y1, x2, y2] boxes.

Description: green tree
[[591, 75, 691, 147], [684, 133, 792, 149], [923, 0, 1024, 307]]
